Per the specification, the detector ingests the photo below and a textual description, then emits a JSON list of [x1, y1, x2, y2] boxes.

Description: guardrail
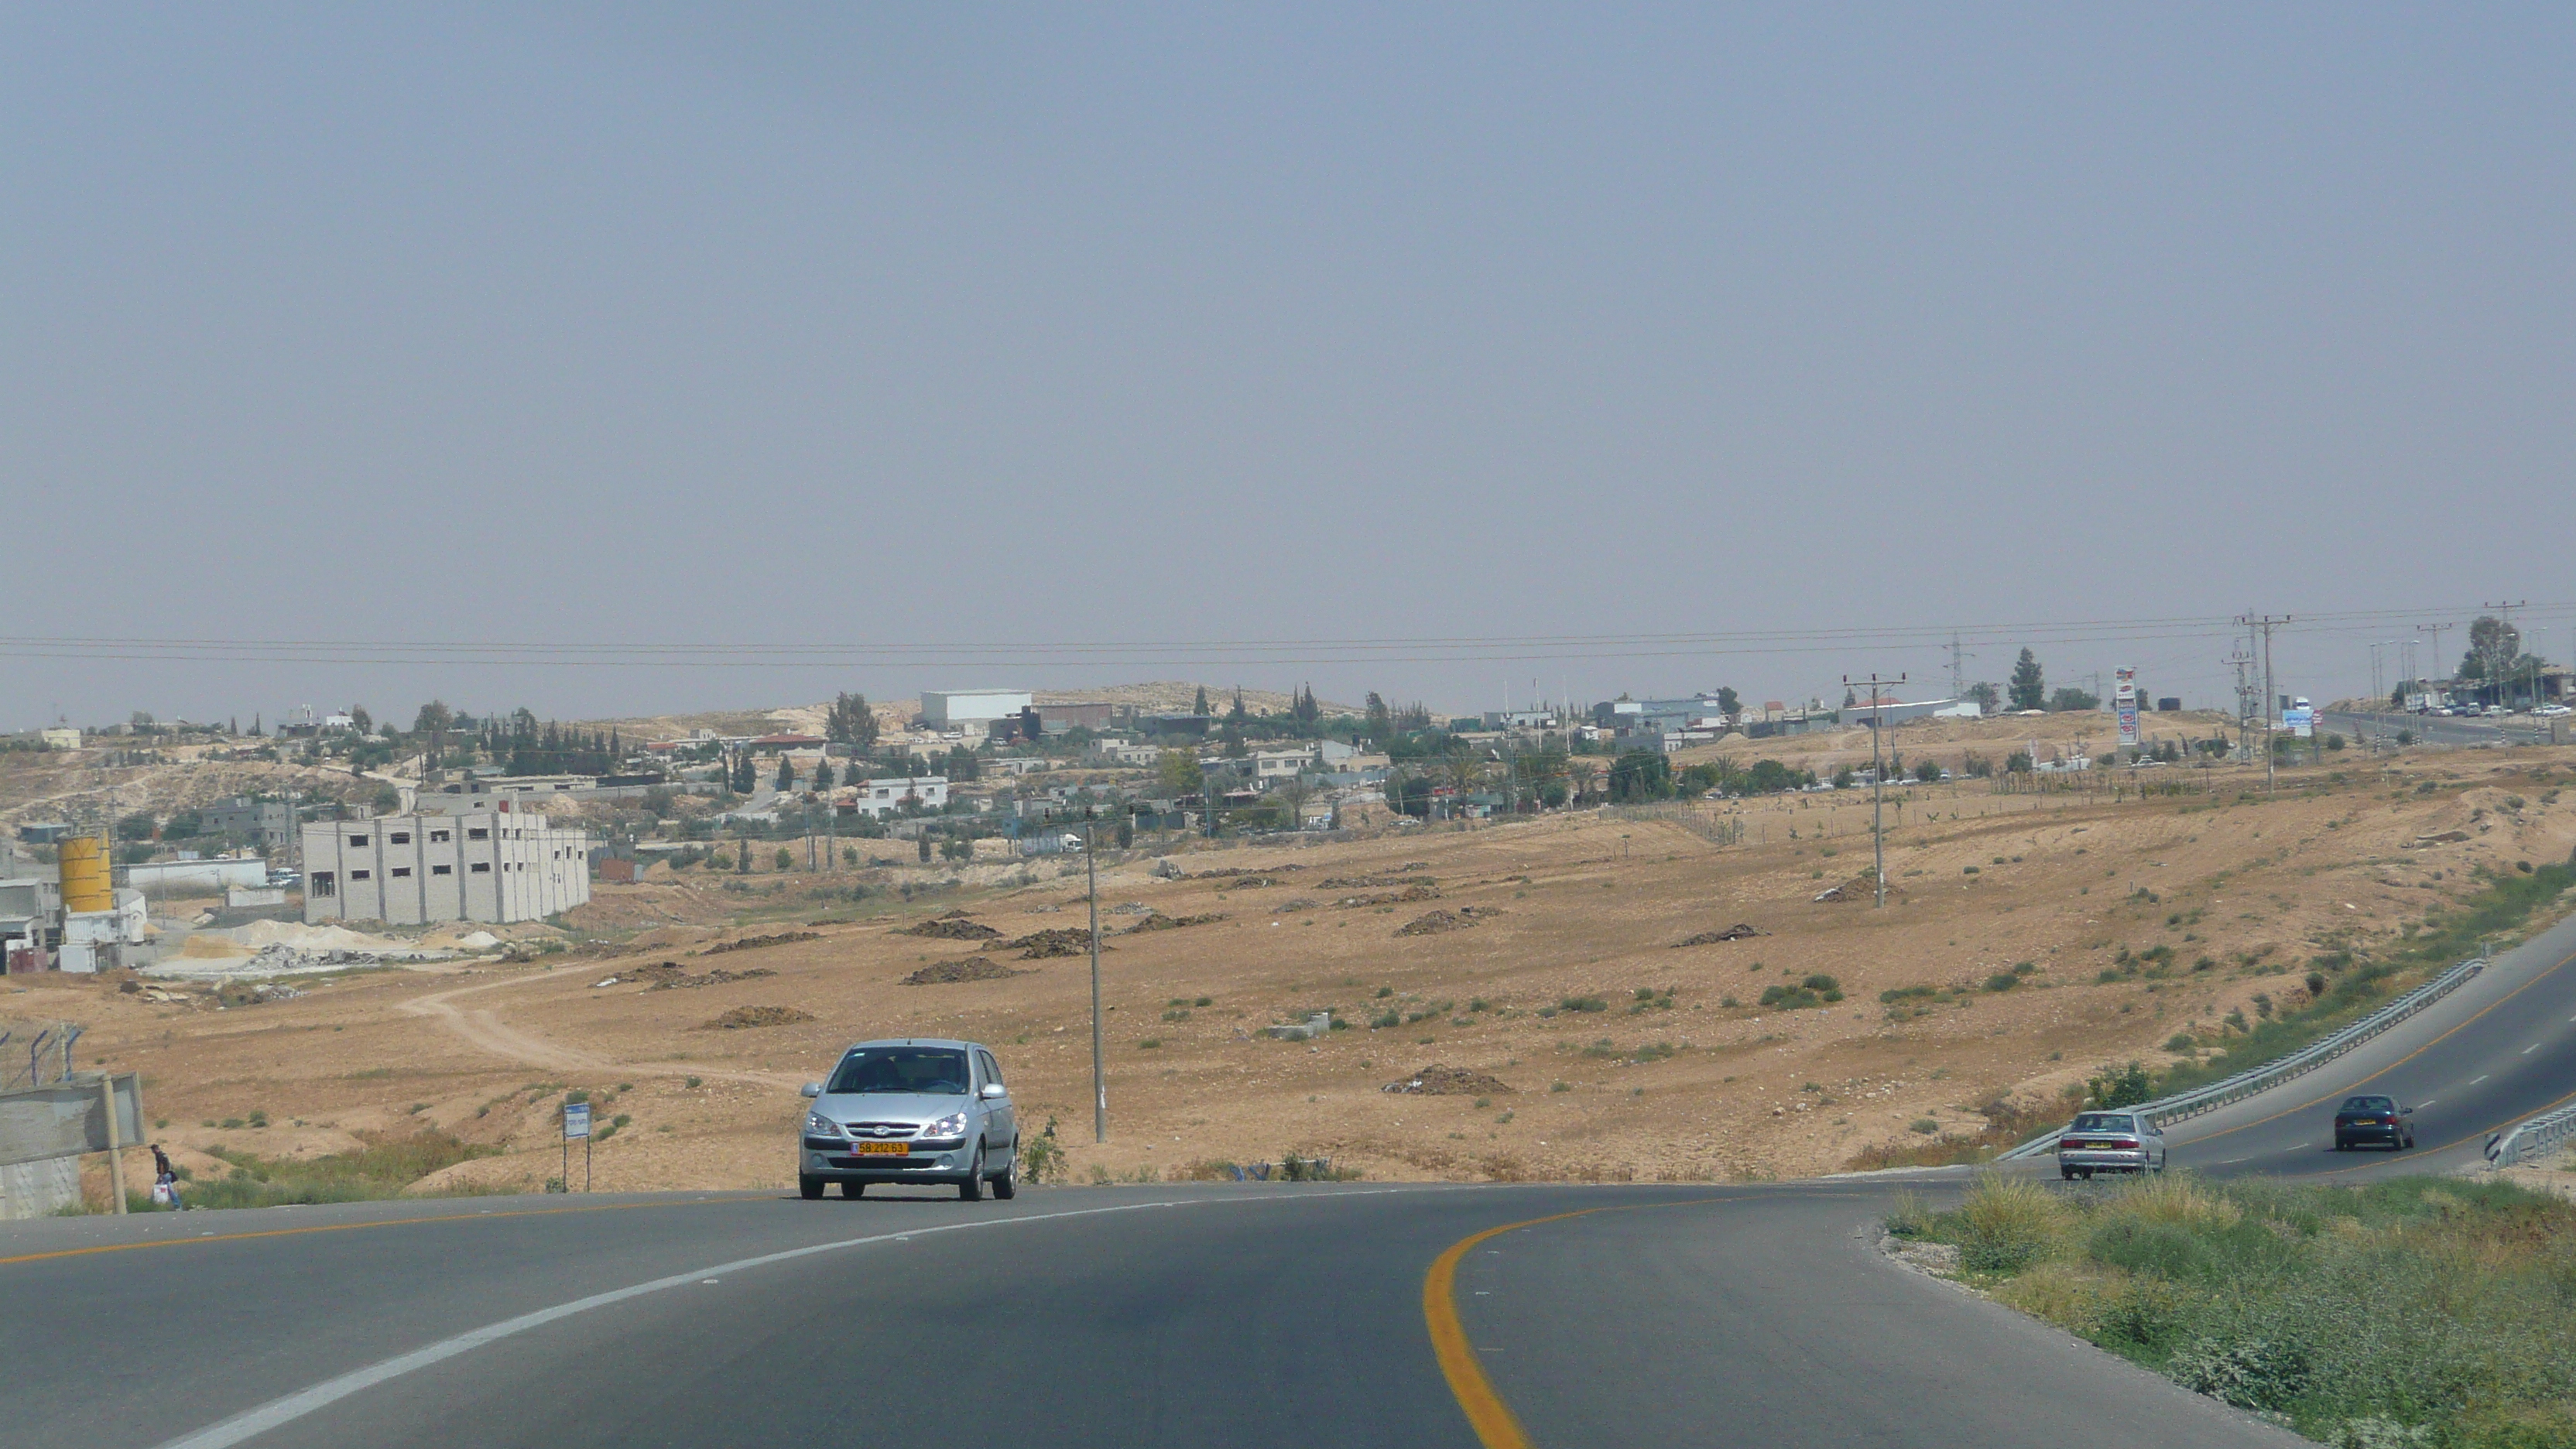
[[2485, 1100, 2576, 1169], [1999, 955, 2489, 1160]]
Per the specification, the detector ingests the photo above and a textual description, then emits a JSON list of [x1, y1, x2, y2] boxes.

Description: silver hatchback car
[[799, 1039, 1020, 1201], [2055, 1110, 2167, 1179]]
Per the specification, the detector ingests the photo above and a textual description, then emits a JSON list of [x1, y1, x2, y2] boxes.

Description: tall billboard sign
[[2115, 669, 2140, 748]]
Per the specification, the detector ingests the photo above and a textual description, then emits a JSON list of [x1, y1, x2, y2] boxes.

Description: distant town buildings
[[301, 811, 590, 927], [919, 690, 1033, 729]]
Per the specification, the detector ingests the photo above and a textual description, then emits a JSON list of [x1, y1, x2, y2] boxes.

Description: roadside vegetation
[[1890, 1173, 2576, 1447], [2155, 848, 2576, 1101], [129, 1130, 503, 1212]]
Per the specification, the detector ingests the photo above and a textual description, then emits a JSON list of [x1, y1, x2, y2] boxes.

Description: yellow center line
[[0, 1195, 760, 1269], [1426, 1196, 1773, 1448], [2187, 944, 2576, 1146]]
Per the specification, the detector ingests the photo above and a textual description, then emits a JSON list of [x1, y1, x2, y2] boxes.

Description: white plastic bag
[[150, 1181, 172, 1206]]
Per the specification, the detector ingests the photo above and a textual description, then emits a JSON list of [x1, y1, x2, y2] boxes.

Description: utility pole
[[2417, 623, 2451, 711], [1946, 632, 1973, 704], [2225, 641, 2256, 765], [2239, 614, 2289, 793], [2482, 601, 2529, 707], [1086, 818, 1105, 1143], [1841, 672, 1903, 907]]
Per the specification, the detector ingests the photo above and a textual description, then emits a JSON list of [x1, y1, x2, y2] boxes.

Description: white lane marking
[[2472, 1075, 2491, 1085], [2290, 1142, 2310, 1151], [2523, 1044, 2541, 1055], [2417, 1100, 2436, 1109], [154, 1190, 1400, 1449]]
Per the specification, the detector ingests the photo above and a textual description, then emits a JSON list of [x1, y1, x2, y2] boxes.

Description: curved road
[[6, 913, 2570, 1449]]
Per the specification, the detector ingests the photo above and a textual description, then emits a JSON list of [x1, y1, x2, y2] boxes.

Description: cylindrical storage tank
[[58, 835, 114, 913]]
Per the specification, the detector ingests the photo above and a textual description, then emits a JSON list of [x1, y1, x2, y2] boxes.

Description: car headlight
[[922, 1112, 968, 1139], [805, 1112, 844, 1138]]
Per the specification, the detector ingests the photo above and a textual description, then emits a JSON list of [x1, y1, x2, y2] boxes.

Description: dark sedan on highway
[[2332, 1094, 2415, 1151]]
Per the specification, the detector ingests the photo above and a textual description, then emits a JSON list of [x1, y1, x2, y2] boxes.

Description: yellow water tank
[[58, 835, 113, 913]]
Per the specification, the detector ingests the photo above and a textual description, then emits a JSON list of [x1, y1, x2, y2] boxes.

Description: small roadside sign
[[564, 1102, 591, 1140]]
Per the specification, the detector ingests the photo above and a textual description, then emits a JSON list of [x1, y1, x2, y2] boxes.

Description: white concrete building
[[844, 776, 950, 818], [302, 810, 590, 926], [920, 690, 1032, 728]]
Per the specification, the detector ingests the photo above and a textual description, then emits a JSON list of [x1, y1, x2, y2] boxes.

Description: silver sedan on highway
[[799, 1039, 1019, 1201], [2055, 1111, 2167, 1179]]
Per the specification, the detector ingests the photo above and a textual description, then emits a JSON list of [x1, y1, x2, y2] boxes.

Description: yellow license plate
[[855, 1142, 909, 1156]]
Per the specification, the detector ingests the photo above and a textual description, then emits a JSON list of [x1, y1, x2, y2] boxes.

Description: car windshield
[[827, 1048, 970, 1095], [2070, 1114, 2136, 1132], [2341, 1096, 2394, 1112]]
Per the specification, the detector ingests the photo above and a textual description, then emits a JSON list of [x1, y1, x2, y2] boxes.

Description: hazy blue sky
[[5, 6, 2570, 728]]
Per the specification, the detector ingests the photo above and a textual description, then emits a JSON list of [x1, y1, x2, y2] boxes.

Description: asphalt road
[[10, 919, 2573, 1448], [2, 1180, 2306, 1449], [2318, 708, 2560, 749], [2160, 906, 2576, 1182]]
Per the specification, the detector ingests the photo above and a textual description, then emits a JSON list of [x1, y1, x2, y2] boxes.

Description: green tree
[[826, 692, 879, 748], [1363, 692, 1392, 742], [1715, 686, 1741, 718], [2007, 649, 2047, 711], [917, 834, 933, 863], [1292, 683, 1321, 724], [811, 760, 835, 790], [774, 846, 795, 872], [115, 813, 157, 841], [1156, 748, 1204, 796], [1227, 688, 1249, 725], [2050, 687, 2099, 712], [1965, 682, 1999, 712], [1192, 686, 1211, 716], [1607, 750, 1673, 802], [730, 752, 756, 793], [774, 756, 796, 791], [348, 705, 373, 736]]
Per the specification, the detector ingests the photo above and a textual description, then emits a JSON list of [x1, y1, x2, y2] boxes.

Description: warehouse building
[[301, 810, 590, 926]]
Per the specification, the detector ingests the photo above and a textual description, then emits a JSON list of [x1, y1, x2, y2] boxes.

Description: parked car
[[2533, 704, 2571, 718], [2332, 1094, 2414, 1151], [2055, 1111, 2167, 1179], [798, 1039, 1019, 1201]]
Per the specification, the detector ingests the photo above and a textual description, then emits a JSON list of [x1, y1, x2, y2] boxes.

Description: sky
[[5, 5, 2571, 729]]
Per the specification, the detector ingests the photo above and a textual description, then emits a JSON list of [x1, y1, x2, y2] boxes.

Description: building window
[[468, 827, 489, 841], [430, 830, 450, 843], [471, 863, 491, 873], [350, 869, 371, 882], [390, 867, 412, 879], [390, 832, 410, 845], [349, 834, 368, 847], [432, 865, 452, 876], [311, 872, 336, 897]]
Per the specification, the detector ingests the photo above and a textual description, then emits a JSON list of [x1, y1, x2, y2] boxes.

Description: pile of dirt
[[897, 913, 1002, 941], [615, 961, 779, 990], [1812, 875, 1895, 904], [1382, 1064, 1514, 1096], [1335, 885, 1440, 907], [1320, 875, 1437, 890], [1204, 875, 1285, 889], [701, 931, 820, 956], [1395, 907, 1502, 937], [1008, 927, 1109, 959], [705, 1005, 816, 1029], [1674, 923, 1767, 946], [1124, 913, 1226, 934], [901, 957, 1024, 985], [1190, 865, 1304, 879]]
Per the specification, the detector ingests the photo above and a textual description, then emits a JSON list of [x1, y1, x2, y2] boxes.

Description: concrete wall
[[921, 690, 1031, 727], [0, 1155, 81, 1219]]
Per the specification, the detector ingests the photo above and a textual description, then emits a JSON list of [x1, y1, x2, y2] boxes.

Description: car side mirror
[[980, 1082, 1006, 1099], [2401, 1106, 2413, 1115], [800, 1083, 822, 1098]]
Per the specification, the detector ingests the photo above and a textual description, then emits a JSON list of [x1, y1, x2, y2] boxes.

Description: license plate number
[[855, 1142, 909, 1156]]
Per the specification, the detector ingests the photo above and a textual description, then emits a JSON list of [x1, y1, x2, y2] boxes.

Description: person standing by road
[[149, 1142, 184, 1211]]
